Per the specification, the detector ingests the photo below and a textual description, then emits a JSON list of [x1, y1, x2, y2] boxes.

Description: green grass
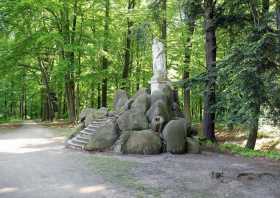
[[219, 143, 280, 160], [87, 155, 162, 197], [0, 119, 23, 125]]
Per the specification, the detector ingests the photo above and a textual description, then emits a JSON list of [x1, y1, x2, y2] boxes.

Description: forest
[[0, 0, 280, 150]]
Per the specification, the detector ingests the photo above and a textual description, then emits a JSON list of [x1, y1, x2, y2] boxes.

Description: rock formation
[[66, 38, 200, 154]]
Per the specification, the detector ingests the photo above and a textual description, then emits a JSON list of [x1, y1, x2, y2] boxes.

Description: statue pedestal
[[150, 78, 172, 94]]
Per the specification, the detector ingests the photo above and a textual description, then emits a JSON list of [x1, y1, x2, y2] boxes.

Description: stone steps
[[66, 116, 115, 150], [66, 139, 84, 150]]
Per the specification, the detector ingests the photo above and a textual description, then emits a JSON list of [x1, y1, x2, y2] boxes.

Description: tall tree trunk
[[61, 0, 77, 122], [135, 49, 141, 91], [245, 104, 260, 149], [262, 0, 269, 15], [122, 0, 135, 90], [160, 0, 167, 66], [183, 7, 196, 124], [76, 52, 81, 116], [39, 59, 55, 121], [101, 0, 110, 107], [277, 1, 280, 29], [20, 69, 26, 120], [161, 0, 167, 42], [203, 0, 217, 142], [245, 0, 269, 150], [98, 83, 101, 108]]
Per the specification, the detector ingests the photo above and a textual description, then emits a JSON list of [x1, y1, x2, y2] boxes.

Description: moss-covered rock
[[123, 130, 162, 155], [85, 121, 119, 151], [117, 109, 149, 131], [162, 118, 189, 154], [112, 131, 131, 153], [114, 89, 129, 112], [186, 137, 201, 154], [131, 93, 150, 113]]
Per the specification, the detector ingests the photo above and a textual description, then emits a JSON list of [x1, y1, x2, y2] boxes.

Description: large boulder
[[123, 130, 162, 155], [123, 98, 134, 111], [114, 90, 129, 112], [146, 100, 170, 123], [131, 93, 150, 113], [85, 121, 119, 151], [117, 109, 149, 131], [162, 118, 189, 154], [186, 137, 201, 154], [112, 132, 130, 153]]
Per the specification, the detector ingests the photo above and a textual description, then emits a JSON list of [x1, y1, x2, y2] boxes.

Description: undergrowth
[[220, 143, 280, 160]]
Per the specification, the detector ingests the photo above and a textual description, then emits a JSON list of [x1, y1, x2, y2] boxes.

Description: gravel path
[[0, 122, 280, 198]]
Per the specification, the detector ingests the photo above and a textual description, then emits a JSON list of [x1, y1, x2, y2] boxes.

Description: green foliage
[[217, 30, 280, 126]]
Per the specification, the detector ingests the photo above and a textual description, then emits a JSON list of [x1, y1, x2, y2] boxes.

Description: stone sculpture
[[152, 38, 167, 81]]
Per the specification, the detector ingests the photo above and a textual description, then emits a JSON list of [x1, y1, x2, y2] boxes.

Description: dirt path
[[0, 123, 280, 198]]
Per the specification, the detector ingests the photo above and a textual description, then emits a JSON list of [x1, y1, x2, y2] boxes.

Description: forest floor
[[0, 122, 280, 198]]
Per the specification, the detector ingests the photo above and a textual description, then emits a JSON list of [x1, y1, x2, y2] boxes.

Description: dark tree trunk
[[262, 0, 269, 15], [245, 0, 269, 150], [135, 52, 141, 91], [39, 59, 55, 121], [199, 96, 203, 122], [161, 0, 167, 42], [276, 1, 280, 29], [101, 0, 110, 107], [122, 0, 135, 90], [61, 0, 78, 122], [245, 104, 260, 149], [20, 69, 27, 120], [203, 0, 217, 142], [65, 74, 76, 122], [90, 83, 95, 107], [76, 52, 81, 116], [97, 83, 101, 108]]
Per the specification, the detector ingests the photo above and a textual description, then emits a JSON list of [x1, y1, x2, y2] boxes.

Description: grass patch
[[211, 143, 280, 160], [202, 141, 280, 160], [87, 155, 162, 197], [220, 143, 280, 160], [0, 119, 23, 125]]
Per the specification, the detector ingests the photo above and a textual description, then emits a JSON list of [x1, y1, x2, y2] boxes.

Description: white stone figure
[[152, 38, 167, 81], [150, 38, 171, 93]]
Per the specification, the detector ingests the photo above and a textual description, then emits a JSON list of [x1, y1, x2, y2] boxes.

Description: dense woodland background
[[0, 0, 280, 149]]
